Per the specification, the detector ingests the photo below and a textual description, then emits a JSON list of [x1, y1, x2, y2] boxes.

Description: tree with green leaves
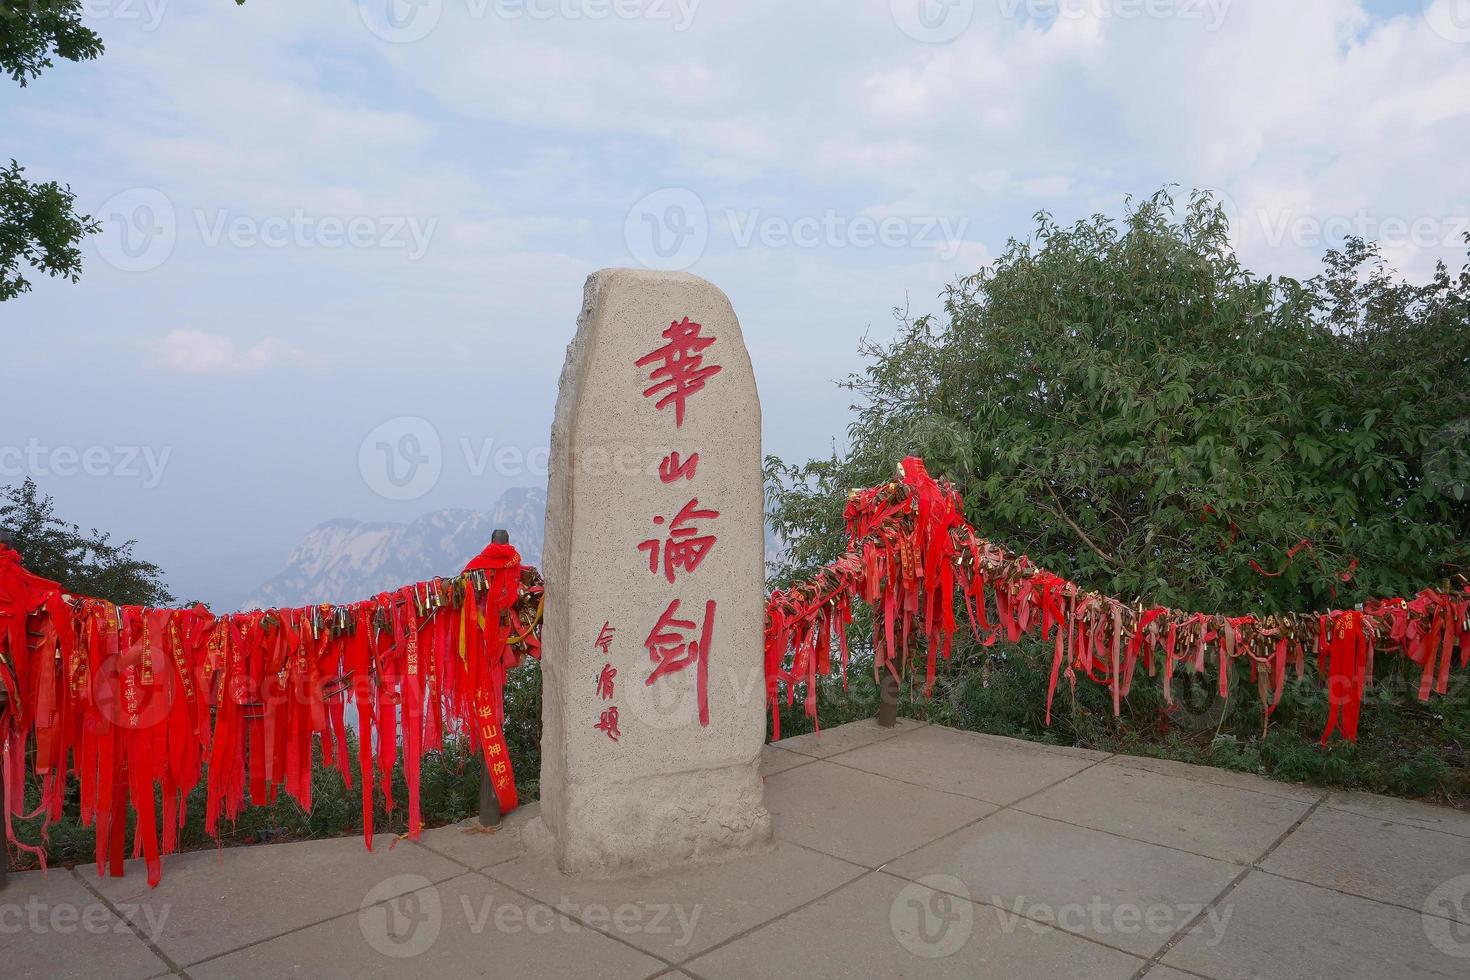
[[769, 190, 1470, 613], [1, 478, 173, 605], [0, 1, 244, 300], [767, 190, 1470, 799], [0, 1, 103, 299]]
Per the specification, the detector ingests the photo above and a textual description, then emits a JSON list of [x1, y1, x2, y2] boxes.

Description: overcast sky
[[3, 0, 1468, 608]]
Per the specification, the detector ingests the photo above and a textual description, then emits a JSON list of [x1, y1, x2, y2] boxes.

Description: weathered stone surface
[[1163, 870, 1468, 979], [686, 872, 1146, 980], [1017, 761, 1314, 864], [533, 268, 770, 876]]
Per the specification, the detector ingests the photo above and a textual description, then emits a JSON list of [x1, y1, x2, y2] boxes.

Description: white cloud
[[153, 330, 311, 375]]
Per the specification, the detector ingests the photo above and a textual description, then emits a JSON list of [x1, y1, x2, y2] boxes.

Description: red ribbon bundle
[[0, 542, 542, 886], [765, 457, 1470, 743]]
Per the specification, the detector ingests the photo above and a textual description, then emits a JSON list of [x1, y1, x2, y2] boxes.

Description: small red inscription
[[658, 450, 700, 483], [596, 662, 617, 701], [594, 705, 622, 742], [593, 621, 615, 656]]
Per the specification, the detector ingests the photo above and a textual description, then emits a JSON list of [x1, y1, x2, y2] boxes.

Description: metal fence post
[[875, 670, 900, 728], [478, 528, 510, 829]]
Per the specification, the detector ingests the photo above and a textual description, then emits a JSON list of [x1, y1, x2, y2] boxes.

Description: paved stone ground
[[4, 720, 1470, 979]]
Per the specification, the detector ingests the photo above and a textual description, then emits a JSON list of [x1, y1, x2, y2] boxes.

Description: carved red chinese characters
[[634, 317, 722, 428]]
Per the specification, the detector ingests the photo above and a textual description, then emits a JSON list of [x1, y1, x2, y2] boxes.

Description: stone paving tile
[[888, 808, 1241, 958], [187, 871, 665, 980], [487, 840, 863, 960], [1018, 762, 1314, 864], [764, 758, 994, 867], [832, 725, 1101, 806], [1103, 754, 1321, 804], [966, 730, 1113, 762], [771, 717, 926, 759], [1261, 804, 1470, 921], [409, 804, 541, 870], [1140, 967, 1209, 980], [92, 832, 464, 966], [1325, 789, 1470, 839], [1162, 870, 1469, 980], [759, 744, 810, 778], [686, 871, 1145, 980], [0, 869, 169, 980]]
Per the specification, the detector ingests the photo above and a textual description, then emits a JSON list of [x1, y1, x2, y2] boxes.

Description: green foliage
[[2, 478, 174, 605], [0, 2, 103, 300], [770, 190, 1470, 609], [767, 189, 1470, 805], [0, 1, 103, 86], [0, 160, 98, 301]]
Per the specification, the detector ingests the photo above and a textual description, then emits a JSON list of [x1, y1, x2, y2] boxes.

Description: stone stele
[[528, 268, 772, 876]]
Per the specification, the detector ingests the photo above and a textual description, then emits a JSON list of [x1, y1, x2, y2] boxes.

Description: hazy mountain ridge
[[243, 488, 546, 609]]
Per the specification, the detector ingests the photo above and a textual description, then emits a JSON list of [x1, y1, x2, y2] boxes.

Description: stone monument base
[[523, 761, 771, 877]]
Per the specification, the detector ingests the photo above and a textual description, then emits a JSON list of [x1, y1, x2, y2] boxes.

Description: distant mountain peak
[[243, 487, 545, 610]]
